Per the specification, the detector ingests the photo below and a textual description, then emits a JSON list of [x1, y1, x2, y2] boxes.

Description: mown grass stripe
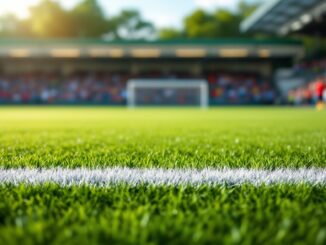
[[0, 168, 325, 186]]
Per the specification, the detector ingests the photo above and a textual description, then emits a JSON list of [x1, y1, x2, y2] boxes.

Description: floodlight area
[[9, 49, 30, 58], [218, 49, 249, 58], [89, 48, 124, 58], [258, 49, 271, 58], [175, 49, 206, 58], [301, 14, 312, 24], [131, 49, 161, 58], [50, 49, 80, 58]]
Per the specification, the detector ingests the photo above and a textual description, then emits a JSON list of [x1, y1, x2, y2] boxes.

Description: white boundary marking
[[0, 168, 325, 186]]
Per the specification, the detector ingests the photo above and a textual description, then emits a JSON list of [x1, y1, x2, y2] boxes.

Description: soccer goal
[[127, 79, 209, 108]]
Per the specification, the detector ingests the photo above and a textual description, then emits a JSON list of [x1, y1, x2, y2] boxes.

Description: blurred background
[[0, 0, 325, 107]]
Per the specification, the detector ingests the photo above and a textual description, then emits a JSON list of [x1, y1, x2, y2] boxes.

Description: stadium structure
[[241, 0, 326, 105], [0, 38, 303, 106], [241, 0, 326, 36]]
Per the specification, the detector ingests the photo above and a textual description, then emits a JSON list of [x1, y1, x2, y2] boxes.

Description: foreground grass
[[0, 107, 325, 244], [0, 184, 325, 245], [0, 107, 325, 168]]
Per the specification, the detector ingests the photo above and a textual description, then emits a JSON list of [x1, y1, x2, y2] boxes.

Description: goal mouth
[[127, 79, 209, 108]]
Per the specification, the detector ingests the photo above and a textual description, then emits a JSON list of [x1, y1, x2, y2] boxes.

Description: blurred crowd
[[0, 72, 276, 105], [0, 73, 128, 105], [208, 73, 275, 104], [292, 59, 326, 75]]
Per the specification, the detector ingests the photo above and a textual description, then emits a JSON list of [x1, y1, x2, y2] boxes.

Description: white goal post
[[127, 79, 209, 108]]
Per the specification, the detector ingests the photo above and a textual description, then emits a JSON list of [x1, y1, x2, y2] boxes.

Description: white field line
[[0, 167, 325, 186]]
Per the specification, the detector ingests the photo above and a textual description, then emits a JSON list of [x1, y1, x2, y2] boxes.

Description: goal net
[[127, 79, 209, 108]]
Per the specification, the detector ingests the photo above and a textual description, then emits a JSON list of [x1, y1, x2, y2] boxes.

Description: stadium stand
[[0, 39, 303, 105], [207, 72, 275, 105], [0, 72, 275, 105]]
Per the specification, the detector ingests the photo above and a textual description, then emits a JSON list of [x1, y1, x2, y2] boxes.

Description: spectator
[[0, 71, 276, 105]]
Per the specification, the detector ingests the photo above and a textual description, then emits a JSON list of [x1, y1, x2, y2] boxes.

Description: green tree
[[184, 9, 218, 38], [237, 0, 261, 18], [0, 0, 263, 40], [27, 0, 74, 38], [160, 0, 261, 39], [71, 0, 109, 38], [213, 9, 241, 37], [159, 28, 184, 39], [183, 8, 242, 38], [109, 10, 154, 40]]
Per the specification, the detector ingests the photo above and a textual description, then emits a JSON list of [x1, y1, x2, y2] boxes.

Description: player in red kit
[[315, 77, 325, 110]]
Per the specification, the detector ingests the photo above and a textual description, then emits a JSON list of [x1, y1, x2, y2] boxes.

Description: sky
[[0, 0, 256, 28]]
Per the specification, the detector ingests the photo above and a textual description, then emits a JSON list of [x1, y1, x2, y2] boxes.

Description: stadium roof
[[241, 0, 326, 36], [0, 38, 302, 46], [0, 38, 303, 59]]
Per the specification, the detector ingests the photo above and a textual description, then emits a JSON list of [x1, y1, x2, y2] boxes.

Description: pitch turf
[[0, 107, 325, 244], [1, 107, 325, 168]]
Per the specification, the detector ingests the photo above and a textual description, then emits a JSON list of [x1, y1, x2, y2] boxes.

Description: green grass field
[[0, 107, 325, 244]]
